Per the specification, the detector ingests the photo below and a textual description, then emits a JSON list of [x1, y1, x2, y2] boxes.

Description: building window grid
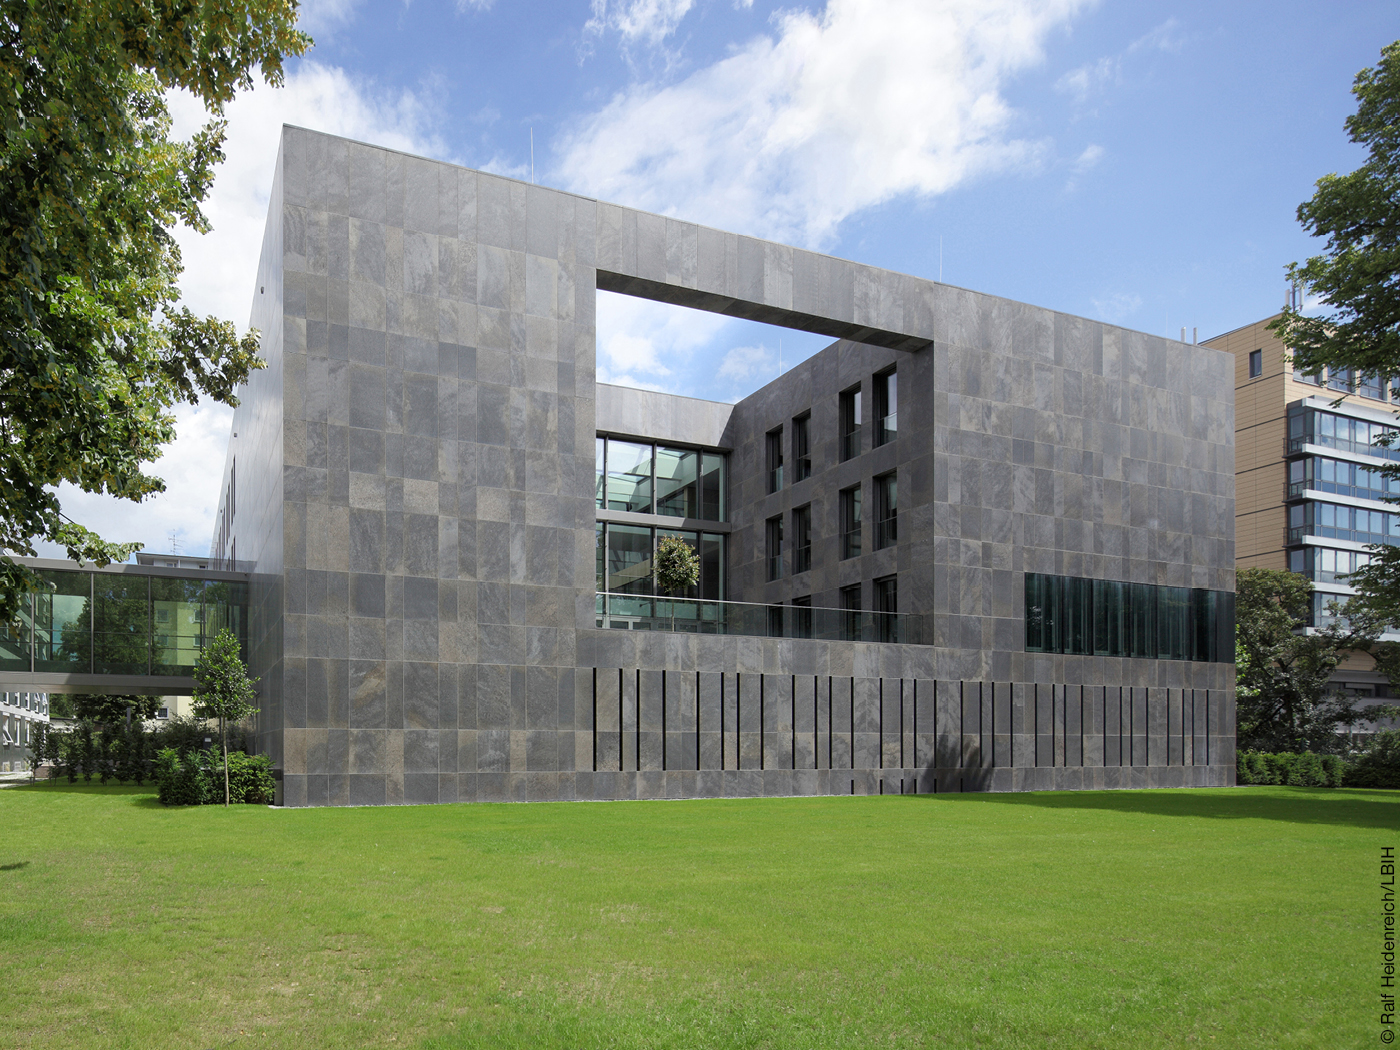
[[1288, 407, 1400, 463], [1288, 456, 1400, 502]]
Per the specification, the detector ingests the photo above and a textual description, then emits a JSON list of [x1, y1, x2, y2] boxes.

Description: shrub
[[1237, 750, 1348, 787], [155, 748, 274, 806], [1344, 730, 1400, 789]]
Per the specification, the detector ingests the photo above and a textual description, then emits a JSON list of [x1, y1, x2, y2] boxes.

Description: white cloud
[[717, 343, 777, 382], [457, 0, 496, 10], [296, 0, 364, 36], [1056, 18, 1183, 105], [558, 0, 1088, 250], [1056, 55, 1118, 103], [36, 62, 449, 560], [1073, 143, 1104, 171], [595, 291, 731, 382], [585, 0, 695, 48], [1091, 292, 1142, 325]]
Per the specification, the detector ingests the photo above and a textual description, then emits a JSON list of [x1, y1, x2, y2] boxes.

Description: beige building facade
[[1205, 314, 1398, 698]]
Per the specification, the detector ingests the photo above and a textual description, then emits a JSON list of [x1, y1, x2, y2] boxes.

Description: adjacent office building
[[1205, 315, 1397, 699]]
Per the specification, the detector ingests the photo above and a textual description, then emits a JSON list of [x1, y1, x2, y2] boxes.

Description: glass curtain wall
[[7, 570, 247, 674], [597, 436, 727, 521], [1025, 572, 1233, 662]]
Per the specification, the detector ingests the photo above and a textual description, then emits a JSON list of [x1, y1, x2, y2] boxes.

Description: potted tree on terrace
[[192, 629, 259, 807], [654, 534, 700, 632]]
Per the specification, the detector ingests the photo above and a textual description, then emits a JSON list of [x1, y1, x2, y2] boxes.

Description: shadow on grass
[[900, 784, 1399, 830], [8, 780, 156, 798]]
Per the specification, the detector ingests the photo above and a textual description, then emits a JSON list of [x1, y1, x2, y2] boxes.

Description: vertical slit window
[[841, 485, 862, 559], [766, 515, 784, 581], [840, 385, 862, 461], [875, 472, 897, 549], [792, 504, 812, 574], [874, 575, 898, 643], [875, 369, 897, 446], [793, 413, 812, 481], [766, 427, 784, 493], [840, 584, 862, 641]]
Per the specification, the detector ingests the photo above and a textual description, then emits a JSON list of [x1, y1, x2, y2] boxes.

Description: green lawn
[[0, 783, 1389, 1049]]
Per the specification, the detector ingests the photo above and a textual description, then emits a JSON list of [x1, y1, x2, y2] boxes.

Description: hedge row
[[154, 748, 276, 806], [1237, 731, 1400, 789]]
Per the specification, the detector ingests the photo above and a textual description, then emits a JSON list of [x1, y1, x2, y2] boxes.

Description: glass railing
[[594, 594, 925, 644]]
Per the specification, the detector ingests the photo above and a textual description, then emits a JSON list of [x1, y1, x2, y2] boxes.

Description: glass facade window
[[655, 446, 699, 517], [792, 504, 812, 574], [840, 584, 862, 641], [1025, 573, 1233, 663], [766, 605, 784, 638], [597, 523, 726, 608], [7, 568, 247, 675], [766, 515, 784, 581], [874, 575, 898, 642], [840, 485, 862, 559], [875, 472, 897, 549], [1292, 546, 1373, 584], [1288, 456, 1400, 501], [595, 437, 606, 508], [596, 436, 727, 521], [1294, 366, 1321, 385], [1329, 366, 1356, 393], [606, 440, 653, 513], [1288, 406, 1400, 461], [840, 386, 861, 461], [1288, 501, 1400, 545], [766, 428, 784, 494], [875, 369, 897, 445], [793, 413, 812, 482], [700, 452, 726, 522], [1248, 349, 1262, 378], [1361, 373, 1388, 401]]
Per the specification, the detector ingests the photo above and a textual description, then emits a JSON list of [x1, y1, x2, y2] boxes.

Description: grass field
[[0, 783, 1390, 1049]]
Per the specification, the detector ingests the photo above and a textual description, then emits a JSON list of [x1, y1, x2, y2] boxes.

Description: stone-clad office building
[[213, 125, 1237, 807]]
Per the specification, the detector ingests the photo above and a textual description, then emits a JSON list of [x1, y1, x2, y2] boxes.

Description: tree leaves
[[0, 1, 309, 622]]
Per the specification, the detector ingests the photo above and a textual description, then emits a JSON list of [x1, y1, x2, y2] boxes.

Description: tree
[[192, 628, 257, 806], [653, 534, 700, 596], [1235, 567, 1377, 752], [1272, 41, 1400, 610], [0, 2, 311, 626], [68, 693, 161, 726]]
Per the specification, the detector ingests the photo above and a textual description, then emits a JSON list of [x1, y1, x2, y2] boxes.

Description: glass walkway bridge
[[0, 558, 249, 696]]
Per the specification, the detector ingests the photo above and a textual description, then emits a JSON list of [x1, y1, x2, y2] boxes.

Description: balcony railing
[[595, 594, 924, 644]]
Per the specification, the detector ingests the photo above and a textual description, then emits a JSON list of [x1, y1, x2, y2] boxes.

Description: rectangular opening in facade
[[840, 484, 862, 559], [875, 472, 897, 550], [875, 369, 897, 446], [840, 385, 862, 461]]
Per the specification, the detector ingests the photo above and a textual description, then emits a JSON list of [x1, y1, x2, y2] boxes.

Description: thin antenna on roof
[[530, 128, 534, 184]]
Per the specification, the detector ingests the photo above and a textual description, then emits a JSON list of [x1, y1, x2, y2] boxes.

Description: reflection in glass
[[700, 533, 724, 602], [0, 593, 30, 671], [93, 575, 152, 675], [34, 570, 91, 673], [700, 453, 726, 521], [607, 440, 653, 513], [595, 437, 606, 508], [656, 530, 699, 600], [656, 446, 699, 517], [151, 577, 207, 676], [607, 524, 654, 605]]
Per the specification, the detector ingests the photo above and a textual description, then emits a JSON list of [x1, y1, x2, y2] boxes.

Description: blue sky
[[40, 0, 1400, 559]]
